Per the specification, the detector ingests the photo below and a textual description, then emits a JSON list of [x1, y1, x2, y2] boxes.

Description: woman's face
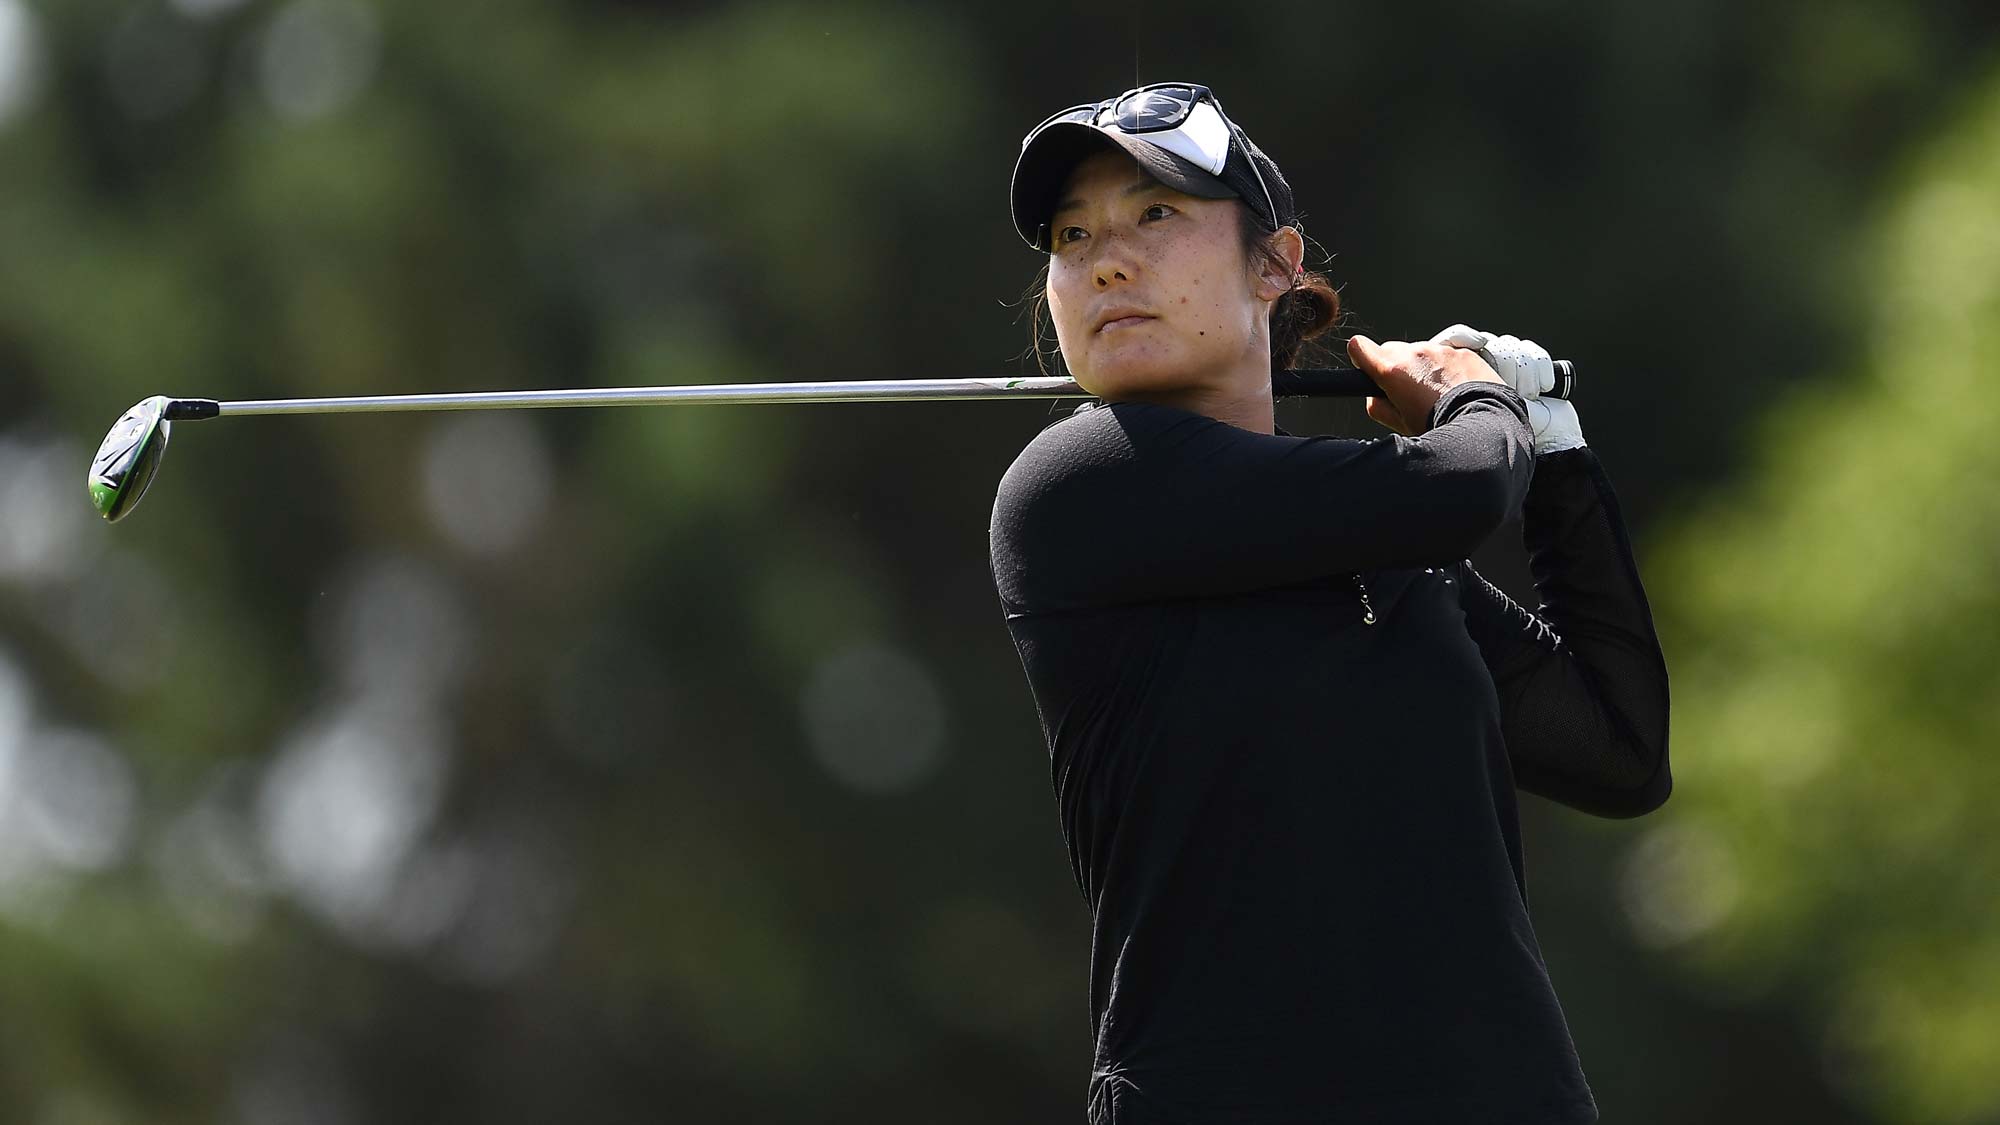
[[1045, 149, 1285, 399]]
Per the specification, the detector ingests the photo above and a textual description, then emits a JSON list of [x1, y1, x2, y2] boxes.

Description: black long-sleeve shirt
[[987, 382, 1670, 1124]]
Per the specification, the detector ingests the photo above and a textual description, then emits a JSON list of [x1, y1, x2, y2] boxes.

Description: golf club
[[86, 362, 1577, 523]]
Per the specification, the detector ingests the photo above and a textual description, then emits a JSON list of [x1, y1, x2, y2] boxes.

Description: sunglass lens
[[1111, 86, 1197, 132]]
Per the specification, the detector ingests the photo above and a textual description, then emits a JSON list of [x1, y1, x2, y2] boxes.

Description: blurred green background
[[3, 1, 1998, 1121]]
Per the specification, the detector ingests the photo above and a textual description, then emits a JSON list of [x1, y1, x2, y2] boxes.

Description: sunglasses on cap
[[1019, 82, 1280, 238]]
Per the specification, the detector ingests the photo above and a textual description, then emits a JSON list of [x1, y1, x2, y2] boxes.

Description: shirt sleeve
[[1455, 447, 1672, 818], [990, 382, 1535, 613]]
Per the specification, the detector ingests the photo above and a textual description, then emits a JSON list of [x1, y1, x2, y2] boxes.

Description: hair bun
[[1272, 271, 1342, 370]]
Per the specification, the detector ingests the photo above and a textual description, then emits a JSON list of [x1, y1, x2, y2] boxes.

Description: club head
[[89, 396, 172, 523]]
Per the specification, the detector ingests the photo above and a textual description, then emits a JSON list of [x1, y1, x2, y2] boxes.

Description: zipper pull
[[1353, 574, 1376, 626]]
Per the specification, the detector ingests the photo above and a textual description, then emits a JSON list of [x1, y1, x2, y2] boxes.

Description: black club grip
[[1275, 359, 1575, 400]]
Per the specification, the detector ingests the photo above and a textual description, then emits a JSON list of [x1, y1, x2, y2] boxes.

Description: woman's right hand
[[1346, 334, 1505, 437]]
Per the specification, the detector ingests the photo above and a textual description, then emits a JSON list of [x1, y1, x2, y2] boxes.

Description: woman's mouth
[[1097, 315, 1155, 334]]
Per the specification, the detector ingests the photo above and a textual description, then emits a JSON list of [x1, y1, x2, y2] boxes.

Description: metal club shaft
[[100, 365, 1575, 522], [159, 365, 1572, 421], [183, 376, 1098, 419]]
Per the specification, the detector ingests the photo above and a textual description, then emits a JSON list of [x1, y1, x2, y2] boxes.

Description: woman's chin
[[1076, 351, 1195, 399]]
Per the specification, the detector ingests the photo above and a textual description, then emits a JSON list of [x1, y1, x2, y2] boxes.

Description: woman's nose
[[1081, 229, 1138, 288], [1093, 249, 1135, 288]]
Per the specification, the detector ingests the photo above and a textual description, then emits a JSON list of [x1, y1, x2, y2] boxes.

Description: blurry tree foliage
[[1644, 64, 2000, 1125]]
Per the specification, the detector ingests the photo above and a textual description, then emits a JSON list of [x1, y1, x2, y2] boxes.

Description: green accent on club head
[[88, 396, 172, 523]]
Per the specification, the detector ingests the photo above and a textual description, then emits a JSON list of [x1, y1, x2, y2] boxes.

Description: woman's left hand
[[1363, 392, 1419, 436], [1357, 332, 1503, 438]]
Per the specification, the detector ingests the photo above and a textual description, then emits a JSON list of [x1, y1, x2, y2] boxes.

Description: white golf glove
[[1430, 324, 1585, 453]]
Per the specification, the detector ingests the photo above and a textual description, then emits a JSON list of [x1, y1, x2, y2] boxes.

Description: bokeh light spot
[[257, 698, 449, 942], [0, 0, 45, 128], [152, 763, 272, 945], [257, 0, 379, 123], [0, 433, 98, 585], [371, 840, 476, 952], [14, 728, 140, 873], [312, 553, 470, 700], [420, 412, 554, 557], [54, 549, 178, 693], [798, 640, 948, 795], [230, 1032, 360, 1125], [1619, 820, 1744, 949], [431, 827, 574, 986]]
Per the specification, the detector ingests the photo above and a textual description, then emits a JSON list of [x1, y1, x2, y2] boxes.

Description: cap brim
[[1010, 121, 1236, 250]]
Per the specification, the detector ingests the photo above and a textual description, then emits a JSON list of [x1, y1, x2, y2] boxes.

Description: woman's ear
[[1253, 225, 1307, 300]]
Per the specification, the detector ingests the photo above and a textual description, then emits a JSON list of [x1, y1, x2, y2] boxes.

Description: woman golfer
[[989, 82, 1671, 1124]]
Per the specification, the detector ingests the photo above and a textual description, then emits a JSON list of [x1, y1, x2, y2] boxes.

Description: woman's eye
[[1055, 225, 1088, 247], [1141, 203, 1176, 222]]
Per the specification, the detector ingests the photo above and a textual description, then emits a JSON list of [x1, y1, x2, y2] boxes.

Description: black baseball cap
[[1010, 82, 1296, 251]]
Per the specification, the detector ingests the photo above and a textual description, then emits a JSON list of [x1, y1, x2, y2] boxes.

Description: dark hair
[[1240, 207, 1342, 371], [1017, 201, 1343, 376]]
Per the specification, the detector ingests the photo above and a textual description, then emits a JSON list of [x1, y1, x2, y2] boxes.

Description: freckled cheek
[[1191, 292, 1229, 342], [1194, 273, 1231, 341]]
